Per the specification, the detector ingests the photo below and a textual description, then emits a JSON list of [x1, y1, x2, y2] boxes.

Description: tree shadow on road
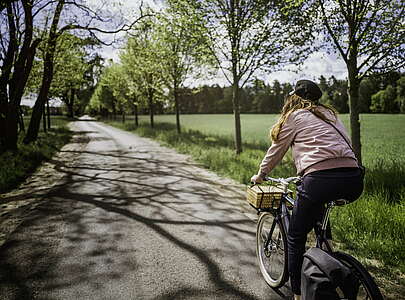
[[0, 129, 292, 300]]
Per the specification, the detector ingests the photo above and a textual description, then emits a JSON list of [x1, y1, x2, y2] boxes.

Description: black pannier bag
[[301, 248, 359, 300]]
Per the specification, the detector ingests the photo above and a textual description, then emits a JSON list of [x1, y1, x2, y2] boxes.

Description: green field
[[110, 113, 405, 297], [137, 114, 276, 144], [136, 113, 405, 208], [136, 113, 405, 166]]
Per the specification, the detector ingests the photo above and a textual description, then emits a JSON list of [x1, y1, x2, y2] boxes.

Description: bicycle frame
[[258, 192, 295, 284], [315, 201, 335, 252], [256, 193, 293, 235], [254, 178, 383, 298], [261, 191, 335, 257], [280, 193, 294, 231]]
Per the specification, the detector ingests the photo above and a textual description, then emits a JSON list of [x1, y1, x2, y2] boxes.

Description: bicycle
[[249, 176, 383, 299]]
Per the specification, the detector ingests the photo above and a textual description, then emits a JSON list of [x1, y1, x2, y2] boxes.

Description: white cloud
[[265, 52, 347, 85]]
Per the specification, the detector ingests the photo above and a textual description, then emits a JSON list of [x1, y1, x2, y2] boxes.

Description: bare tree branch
[[58, 13, 152, 35], [319, 0, 348, 64]]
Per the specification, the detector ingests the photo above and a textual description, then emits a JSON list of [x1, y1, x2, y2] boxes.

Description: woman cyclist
[[250, 79, 364, 300]]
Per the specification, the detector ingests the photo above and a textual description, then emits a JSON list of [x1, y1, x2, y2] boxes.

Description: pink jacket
[[259, 108, 358, 177]]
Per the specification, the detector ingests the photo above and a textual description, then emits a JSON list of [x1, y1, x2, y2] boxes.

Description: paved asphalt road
[[0, 119, 292, 300]]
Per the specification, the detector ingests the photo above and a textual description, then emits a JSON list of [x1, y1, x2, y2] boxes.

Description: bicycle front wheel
[[256, 212, 288, 288], [333, 252, 384, 300]]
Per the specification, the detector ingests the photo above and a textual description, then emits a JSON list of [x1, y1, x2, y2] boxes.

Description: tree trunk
[[24, 59, 54, 143], [134, 104, 138, 127], [43, 102, 47, 133], [111, 100, 117, 120], [0, 2, 16, 151], [347, 60, 362, 165], [230, 0, 242, 154], [0, 1, 39, 151], [231, 55, 242, 154], [18, 105, 25, 132], [6, 38, 40, 148], [67, 88, 75, 119], [3, 104, 18, 151], [174, 80, 181, 134], [0, 95, 7, 151], [122, 111, 125, 123], [46, 98, 51, 129], [148, 88, 154, 128], [232, 80, 242, 154], [24, 0, 65, 144]]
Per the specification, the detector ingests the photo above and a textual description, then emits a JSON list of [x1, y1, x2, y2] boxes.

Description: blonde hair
[[270, 94, 337, 141]]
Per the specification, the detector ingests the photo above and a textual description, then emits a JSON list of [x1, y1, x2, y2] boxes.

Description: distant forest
[[171, 72, 405, 114]]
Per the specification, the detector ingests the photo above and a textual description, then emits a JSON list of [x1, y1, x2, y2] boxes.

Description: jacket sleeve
[[258, 113, 297, 176]]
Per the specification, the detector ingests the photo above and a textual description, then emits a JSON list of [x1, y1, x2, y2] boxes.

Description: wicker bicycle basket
[[246, 185, 289, 209]]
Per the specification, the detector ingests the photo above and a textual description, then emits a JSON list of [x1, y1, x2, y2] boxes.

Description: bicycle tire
[[256, 212, 288, 288], [333, 251, 384, 300]]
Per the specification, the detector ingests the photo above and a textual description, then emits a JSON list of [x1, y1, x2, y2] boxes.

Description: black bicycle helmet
[[289, 79, 322, 102]]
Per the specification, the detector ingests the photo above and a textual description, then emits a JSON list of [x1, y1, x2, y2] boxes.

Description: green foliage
[[395, 76, 405, 113], [90, 5, 212, 120], [87, 65, 119, 115], [0, 117, 72, 193], [102, 64, 132, 112], [152, 0, 213, 123], [359, 78, 377, 113], [156, 0, 213, 82], [176, 0, 317, 152], [118, 18, 167, 116], [26, 32, 100, 116], [318, 76, 349, 113], [174, 80, 289, 114], [52, 34, 89, 93], [185, 0, 314, 86], [370, 85, 397, 113], [163, 74, 405, 114]]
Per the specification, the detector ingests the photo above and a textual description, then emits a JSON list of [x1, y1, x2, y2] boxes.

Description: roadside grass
[[332, 190, 405, 298], [108, 121, 293, 183], [107, 115, 404, 297], [0, 116, 72, 194]]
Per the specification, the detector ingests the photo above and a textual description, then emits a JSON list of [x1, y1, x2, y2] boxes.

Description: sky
[[89, 0, 348, 86], [101, 43, 347, 86]]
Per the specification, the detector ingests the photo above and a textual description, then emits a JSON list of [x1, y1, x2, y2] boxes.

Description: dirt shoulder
[[0, 126, 89, 248]]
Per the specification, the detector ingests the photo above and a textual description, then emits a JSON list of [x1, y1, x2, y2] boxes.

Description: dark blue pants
[[287, 167, 364, 295]]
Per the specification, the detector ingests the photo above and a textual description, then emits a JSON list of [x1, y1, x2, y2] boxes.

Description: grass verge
[[0, 118, 72, 194], [107, 120, 404, 298]]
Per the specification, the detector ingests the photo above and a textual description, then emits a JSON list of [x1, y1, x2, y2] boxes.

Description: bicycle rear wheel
[[256, 212, 288, 288], [333, 252, 384, 300]]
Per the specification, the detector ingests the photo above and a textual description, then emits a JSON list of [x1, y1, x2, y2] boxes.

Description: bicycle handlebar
[[263, 176, 301, 186]]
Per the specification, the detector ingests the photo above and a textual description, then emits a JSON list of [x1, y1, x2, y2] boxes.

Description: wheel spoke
[[256, 213, 288, 288]]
